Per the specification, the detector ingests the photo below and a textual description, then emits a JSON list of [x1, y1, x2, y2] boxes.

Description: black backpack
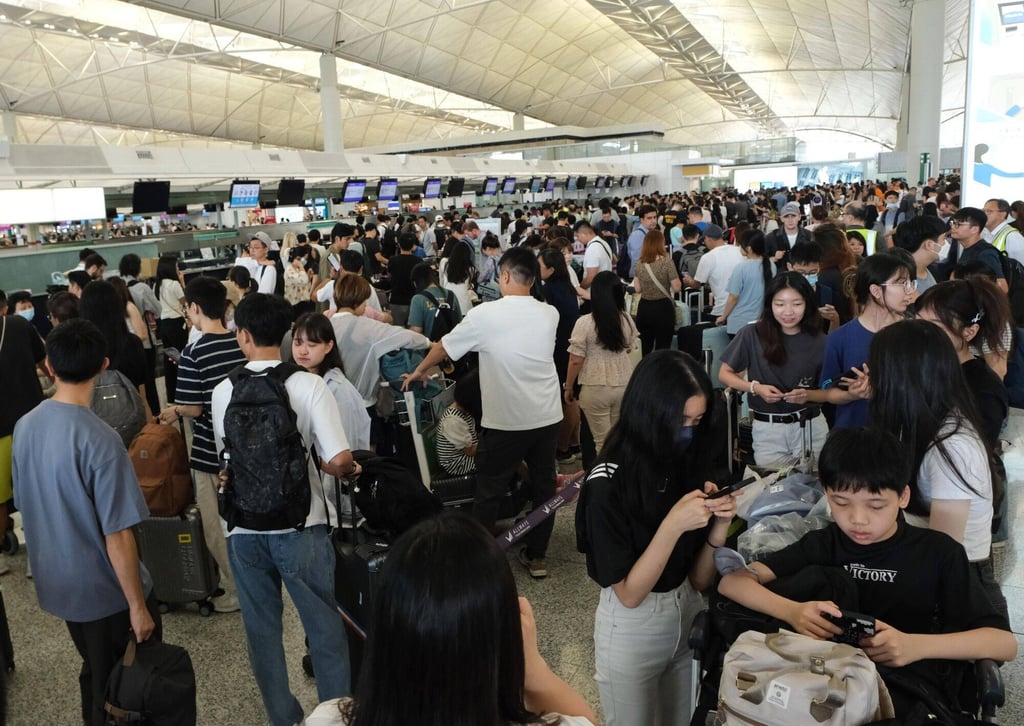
[[220, 363, 311, 532], [616, 238, 632, 279], [420, 288, 458, 342], [104, 638, 196, 726], [995, 247, 1024, 325], [381, 224, 398, 258], [349, 450, 442, 536]]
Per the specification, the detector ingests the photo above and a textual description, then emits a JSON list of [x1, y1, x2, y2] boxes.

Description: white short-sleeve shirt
[[694, 244, 745, 316], [905, 420, 993, 561], [583, 239, 613, 273], [211, 361, 350, 534], [441, 295, 562, 431]]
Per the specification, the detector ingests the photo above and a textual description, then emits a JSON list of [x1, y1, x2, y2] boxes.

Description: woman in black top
[[79, 280, 149, 404], [915, 279, 1010, 446], [575, 351, 736, 725], [539, 248, 581, 462]]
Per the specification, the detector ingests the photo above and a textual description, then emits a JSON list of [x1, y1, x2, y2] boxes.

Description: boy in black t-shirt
[[719, 427, 1015, 703]]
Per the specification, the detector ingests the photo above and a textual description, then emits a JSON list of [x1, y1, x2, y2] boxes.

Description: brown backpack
[[129, 423, 193, 517]]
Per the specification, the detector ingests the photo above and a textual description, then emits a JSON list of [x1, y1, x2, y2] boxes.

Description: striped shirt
[[175, 331, 247, 472]]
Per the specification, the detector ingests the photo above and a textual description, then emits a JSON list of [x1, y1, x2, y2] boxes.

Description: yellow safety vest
[[847, 227, 879, 254], [992, 224, 1017, 252]]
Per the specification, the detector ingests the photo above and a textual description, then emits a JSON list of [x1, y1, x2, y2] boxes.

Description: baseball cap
[[782, 202, 800, 217], [704, 223, 724, 239], [250, 231, 274, 246]]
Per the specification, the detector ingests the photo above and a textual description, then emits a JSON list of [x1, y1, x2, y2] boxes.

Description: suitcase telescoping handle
[[497, 474, 585, 551]]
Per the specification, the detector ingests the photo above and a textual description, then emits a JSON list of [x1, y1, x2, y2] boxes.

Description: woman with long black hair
[[442, 240, 477, 316], [80, 279, 150, 407], [307, 512, 596, 725], [539, 248, 581, 462], [563, 270, 638, 455], [576, 350, 737, 725], [155, 255, 187, 401], [868, 319, 1007, 620]]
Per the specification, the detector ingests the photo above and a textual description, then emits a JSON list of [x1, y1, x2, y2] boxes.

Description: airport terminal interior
[[0, 0, 1023, 724]]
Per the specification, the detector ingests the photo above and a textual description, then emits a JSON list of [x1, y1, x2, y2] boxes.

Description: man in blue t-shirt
[[13, 319, 159, 726]]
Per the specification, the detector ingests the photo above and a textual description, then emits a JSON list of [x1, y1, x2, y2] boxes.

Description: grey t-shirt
[[13, 400, 150, 622], [720, 325, 827, 414]]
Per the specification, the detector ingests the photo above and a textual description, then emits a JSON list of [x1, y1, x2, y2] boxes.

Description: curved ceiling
[[0, 0, 971, 153]]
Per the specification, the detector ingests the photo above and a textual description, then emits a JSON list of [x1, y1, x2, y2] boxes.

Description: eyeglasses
[[881, 279, 918, 291], [950, 221, 973, 228]]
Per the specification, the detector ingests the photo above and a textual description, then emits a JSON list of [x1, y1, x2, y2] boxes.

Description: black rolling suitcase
[[723, 387, 755, 477], [134, 505, 218, 616], [332, 528, 388, 686]]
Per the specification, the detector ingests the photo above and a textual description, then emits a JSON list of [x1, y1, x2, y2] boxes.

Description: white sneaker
[[212, 592, 240, 613]]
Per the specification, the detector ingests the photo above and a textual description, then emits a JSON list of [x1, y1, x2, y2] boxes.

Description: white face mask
[[886, 202, 899, 210], [937, 239, 951, 259], [16, 307, 34, 322]]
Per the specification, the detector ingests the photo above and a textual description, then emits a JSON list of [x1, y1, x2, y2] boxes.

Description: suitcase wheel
[[2, 530, 18, 556], [197, 601, 213, 617], [157, 602, 171, 615]]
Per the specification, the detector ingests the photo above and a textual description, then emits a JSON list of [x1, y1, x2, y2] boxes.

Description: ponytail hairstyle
[[916, 279, 1011, 356], [755, 272, 822, 366], [740, 228, 773, 288], [228, 265, 256, 295]]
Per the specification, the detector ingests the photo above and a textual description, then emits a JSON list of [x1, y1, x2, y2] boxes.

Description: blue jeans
[[228, 525, 350, 726]]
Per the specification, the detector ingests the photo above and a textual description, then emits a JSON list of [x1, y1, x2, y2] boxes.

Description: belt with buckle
[[751, 408, 821, 425]]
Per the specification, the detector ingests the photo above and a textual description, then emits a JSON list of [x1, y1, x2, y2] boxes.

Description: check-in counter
[[0, 221, 330, 293]]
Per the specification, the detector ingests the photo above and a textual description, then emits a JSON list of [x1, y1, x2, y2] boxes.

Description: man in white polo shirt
[[403, 246, 562, 579]]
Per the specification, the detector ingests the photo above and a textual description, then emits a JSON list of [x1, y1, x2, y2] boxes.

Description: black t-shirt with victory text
[[577, 461, 711, 592], [761, 519, 1008, 637]]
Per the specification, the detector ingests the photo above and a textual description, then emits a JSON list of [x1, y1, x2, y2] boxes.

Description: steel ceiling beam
[[585, 0, 786, 136]]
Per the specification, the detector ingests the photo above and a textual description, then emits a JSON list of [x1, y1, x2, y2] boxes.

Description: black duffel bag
[[104, 636, 196, 725]]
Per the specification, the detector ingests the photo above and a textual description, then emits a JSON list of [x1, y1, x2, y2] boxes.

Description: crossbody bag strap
[[644, 262, 672, 299]]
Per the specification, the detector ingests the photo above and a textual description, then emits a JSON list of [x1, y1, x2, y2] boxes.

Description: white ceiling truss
[[0, 0, 974, 154]]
